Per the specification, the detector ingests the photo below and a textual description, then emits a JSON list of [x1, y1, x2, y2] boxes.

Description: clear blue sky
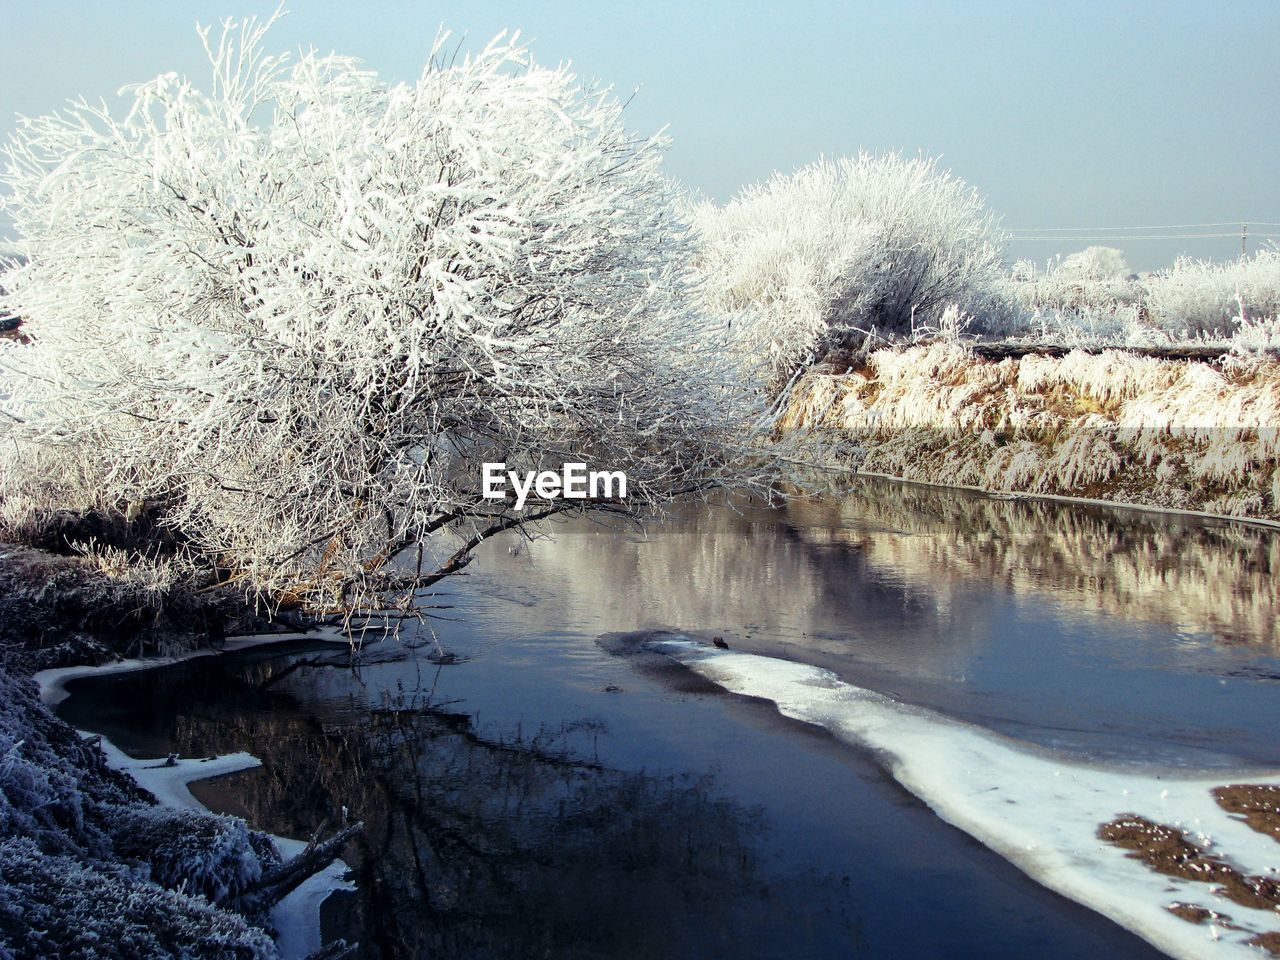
[[2, 1, 1278, 270]]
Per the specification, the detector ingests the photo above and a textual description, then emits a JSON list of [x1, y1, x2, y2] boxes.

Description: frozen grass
[[0, 837, 277, 960], [780, 340, 1280, 519], [1001, 249, 1280, 350], [1145, 251, 1280, 337], [0, 540, 246, 670], [0, 663, 281, 958]]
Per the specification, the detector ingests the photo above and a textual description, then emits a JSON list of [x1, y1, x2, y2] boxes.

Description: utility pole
[[1242, 223, 1248, 258]]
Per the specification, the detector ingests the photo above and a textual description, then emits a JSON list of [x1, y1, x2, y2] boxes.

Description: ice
[[271, 837, 356, 960], [33, 628, 342, 707], [649, 637, 1280, 960]]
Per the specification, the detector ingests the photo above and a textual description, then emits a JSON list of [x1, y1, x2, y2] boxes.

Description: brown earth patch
[[1098, 814, 1280, 912], [1213, 784, 1280, 844], [1248, 931, 1280, 956], [1165, 902, 1214, 924]]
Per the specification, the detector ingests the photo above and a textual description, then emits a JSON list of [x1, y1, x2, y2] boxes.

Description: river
[[58, 477, 1280, 959]]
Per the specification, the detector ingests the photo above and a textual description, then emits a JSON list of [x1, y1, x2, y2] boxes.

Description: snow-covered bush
[[693, 153, 1010, 388], [1230, 306, 1280, 355], [109, 806, 265, 905], [1003, 247, 1140, 319], [1058, 246, 1132, 282], [0, 16, 761, 614], [1002, 248, 1280, 346], [1143, 249, 1280, 336]]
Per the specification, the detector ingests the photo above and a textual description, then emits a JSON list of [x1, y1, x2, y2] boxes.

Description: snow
[[32, 629, 355, 959], [271, 837, 356, 960], [96, 739, 262, 811], [647, 636, 1280, 960]]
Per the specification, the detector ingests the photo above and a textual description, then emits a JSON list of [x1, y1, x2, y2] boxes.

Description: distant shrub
[[693, 153, 1010, 388], [1005, 247, 1140, 318], [1058, 246, 1132, 281], [1004, 247, 1280, 345], [1143, 249, 1280, 337]]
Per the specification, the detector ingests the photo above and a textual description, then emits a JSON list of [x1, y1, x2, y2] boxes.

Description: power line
[[1013, 232, 1280, 241], [1009, 221, 1280, 233]]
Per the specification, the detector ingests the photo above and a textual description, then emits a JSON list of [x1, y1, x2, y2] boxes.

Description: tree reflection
[[99, 658, 862, 960], [470, 478, 1279, 660]]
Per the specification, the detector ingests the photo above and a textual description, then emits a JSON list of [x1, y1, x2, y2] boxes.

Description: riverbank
[[0, 659, 280, 959], [0, 543, 356, 959], [780, 341, 1280, 521]]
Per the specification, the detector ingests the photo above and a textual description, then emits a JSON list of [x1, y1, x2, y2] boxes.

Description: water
[[59, 478, 1280, 959]]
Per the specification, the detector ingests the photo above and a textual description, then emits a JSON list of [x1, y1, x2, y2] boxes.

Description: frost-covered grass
[[0, 663, 281, 958], [780, 340, 1280, 519], [1000, 249, 1280, 350], [0, 541, 247, 669], [1145, 251, 1280, 338], [0, 837, 276, 960]]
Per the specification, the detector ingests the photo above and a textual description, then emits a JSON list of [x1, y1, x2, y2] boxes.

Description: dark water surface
[[60, 478, 1280, 959]]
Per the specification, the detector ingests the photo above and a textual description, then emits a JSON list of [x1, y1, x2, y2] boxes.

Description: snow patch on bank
[[97, 739, 262, 810], [647, 636, 1280, 960], [34, 630, 356, 960], [272, 837, 355, 960]]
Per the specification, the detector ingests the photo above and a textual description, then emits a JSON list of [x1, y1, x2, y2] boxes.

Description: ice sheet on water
[[646, 636, 1280, 960]]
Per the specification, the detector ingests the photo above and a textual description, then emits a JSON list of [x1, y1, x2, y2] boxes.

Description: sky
[[1, 0, 1278, 271]]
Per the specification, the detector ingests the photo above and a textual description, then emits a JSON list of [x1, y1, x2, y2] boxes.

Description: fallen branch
[[302, 940, 358, 960], [240, 821, 363, 910]]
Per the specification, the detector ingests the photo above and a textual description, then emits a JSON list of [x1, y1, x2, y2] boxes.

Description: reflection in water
[[474, 476, 1279, 667], [791, 479, 1280, 649], [59, 479, 1280, 959], [77, 656, 859, 960], [456, 477, 1280, 764]]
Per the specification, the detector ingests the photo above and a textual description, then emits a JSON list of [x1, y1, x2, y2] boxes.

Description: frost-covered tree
[[1003, 246, 1141, 324], [692, 153, 1010, 389], [0, 15, 761, 616], [1057, 246, 1131, 282]]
